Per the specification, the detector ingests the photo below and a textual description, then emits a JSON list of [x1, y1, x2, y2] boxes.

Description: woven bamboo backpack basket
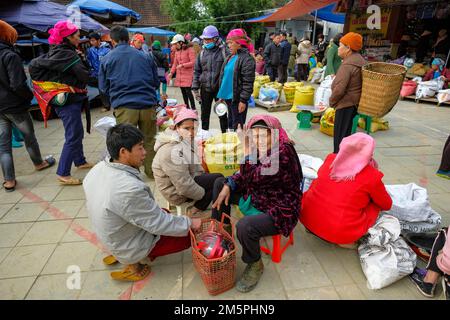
[[358, 62, 407, 118]]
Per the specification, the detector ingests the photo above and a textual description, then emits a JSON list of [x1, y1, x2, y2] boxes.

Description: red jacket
[[300, 153, 392, 244], [423, 67, 450, 88]]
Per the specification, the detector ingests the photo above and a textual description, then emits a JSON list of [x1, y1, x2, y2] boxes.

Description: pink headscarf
[[246, 114, 290, 144], [48, 20, 78, 45], [330, 132, 378, 181], [173, 107, 198, 126], [226, 28, 254, 53]]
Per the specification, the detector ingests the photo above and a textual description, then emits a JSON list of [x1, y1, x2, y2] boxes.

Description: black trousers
[[439, 135, 450, 172], [333, 106, 357, 153], [267, 64, 278, 82], [296, 64, 308, 81], [226, 100, 248, 131], [211, 177, 279, 263], [180, 87, 196, 110], [277, 64, 288, 84], [192, 173, 224, 211], [427, 228, 449, 278], [200, 88, 228, 133]]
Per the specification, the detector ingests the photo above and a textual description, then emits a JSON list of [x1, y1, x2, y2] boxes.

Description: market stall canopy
[[316, 4, 345, 24], [69, 0, 141, 23], [127, 26, 176, 37], [0, 0, 109, 33], [16, 36, 49, 46], [247, 0, 338, 22]]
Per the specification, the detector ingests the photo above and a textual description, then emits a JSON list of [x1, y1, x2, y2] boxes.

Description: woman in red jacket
[[300, 132, 392, 248], [168, 34, 196, 110]]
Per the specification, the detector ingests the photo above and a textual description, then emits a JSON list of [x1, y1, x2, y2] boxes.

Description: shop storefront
[[336, 0, 450, 65]]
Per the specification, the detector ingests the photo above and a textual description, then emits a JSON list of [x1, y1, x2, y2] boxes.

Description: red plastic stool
[[260, 232, 294, 263]]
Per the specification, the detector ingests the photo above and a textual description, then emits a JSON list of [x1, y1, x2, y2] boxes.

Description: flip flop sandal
[[36, 156, 56, 171], [103, 255, 119, 265], [110, 264, 151, 282], [3, 181, 16, 192], [76, 162, 94, 170], [58, 177, 82, 185]]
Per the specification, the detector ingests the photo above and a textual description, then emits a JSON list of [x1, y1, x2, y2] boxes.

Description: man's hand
[[190, 218, 202, 231], [238, 102, 246, 113], [193, 90, 201, 101], [212, 184, 231, 210]]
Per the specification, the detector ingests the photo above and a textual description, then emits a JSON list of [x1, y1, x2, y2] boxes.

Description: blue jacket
[[280, 40, 291, 66], [87, 43, 111, 77], [99, 43, 160, 109]]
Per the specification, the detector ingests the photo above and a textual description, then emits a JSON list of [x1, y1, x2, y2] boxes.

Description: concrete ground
[[0, 86, 449, 300]]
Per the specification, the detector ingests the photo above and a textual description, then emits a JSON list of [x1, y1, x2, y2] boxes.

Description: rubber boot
[[236, 259, 264, 293]]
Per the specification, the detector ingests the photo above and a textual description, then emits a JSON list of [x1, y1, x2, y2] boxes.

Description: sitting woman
[[152, 108, 223, 216], [409, 227, 450, 300], [212, 115, 303, 293], [300, 133, 392, 249], [423, 58, 450, 88]]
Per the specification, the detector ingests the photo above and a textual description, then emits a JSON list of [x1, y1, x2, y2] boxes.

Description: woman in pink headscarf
[[216, 29, 255, 130], [29, 20, 92, 185], [212, 114, 303, 293], [300, 133, 392, 249]]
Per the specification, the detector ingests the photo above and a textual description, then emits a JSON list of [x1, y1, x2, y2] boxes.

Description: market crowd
[[0, 18, 449, 297]]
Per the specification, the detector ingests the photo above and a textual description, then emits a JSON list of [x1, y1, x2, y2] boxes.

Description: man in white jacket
[[83, 123, 201, 282]]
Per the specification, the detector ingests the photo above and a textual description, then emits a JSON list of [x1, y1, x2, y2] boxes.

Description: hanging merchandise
[[358, 215, 417, 290]]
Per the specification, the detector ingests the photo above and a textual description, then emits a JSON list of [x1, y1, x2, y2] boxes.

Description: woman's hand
[[238, 102, 246, 113], [212, 184, 231, 210], [177, 63, 183, 70], [236, 124, 250, 157]]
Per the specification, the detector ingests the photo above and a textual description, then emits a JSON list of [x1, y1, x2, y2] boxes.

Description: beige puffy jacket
[[152, 129, 205, 205], [296, 40, 312, 64]]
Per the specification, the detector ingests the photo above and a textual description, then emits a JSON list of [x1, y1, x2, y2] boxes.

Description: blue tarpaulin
[[127, 27, 176, 37], [70, 0, 141, 22], [246, 2, 344, 24], [315, 4, 345, 24], [0, 0, 109, 33], [16, 36, 49, 45]]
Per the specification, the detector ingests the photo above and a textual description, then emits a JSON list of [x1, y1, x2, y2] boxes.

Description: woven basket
[[190, 214, 236, 296], [358, 62, 407, 117]]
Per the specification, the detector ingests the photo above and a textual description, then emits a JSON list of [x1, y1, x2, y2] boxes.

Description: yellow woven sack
[[283, 82, 303, 103], [358, 117, 389, 133], [265, 82, 283, 95], [252, 75, 271, 97], [204, 132, 242, 176], [319, 108, 335, 136], [409, 63, 427, 76], [291, 86, 315, 112]]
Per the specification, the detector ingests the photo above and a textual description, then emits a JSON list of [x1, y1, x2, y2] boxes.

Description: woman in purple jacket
[[211, 114, 303, 293]]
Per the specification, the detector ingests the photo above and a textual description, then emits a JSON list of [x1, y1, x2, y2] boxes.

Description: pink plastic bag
[[400, 80, 417, 97]]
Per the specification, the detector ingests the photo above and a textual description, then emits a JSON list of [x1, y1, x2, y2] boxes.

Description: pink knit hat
[[330, 133, 378, 181], [173, 107, 198, 125], [48, 20, 78, 45]]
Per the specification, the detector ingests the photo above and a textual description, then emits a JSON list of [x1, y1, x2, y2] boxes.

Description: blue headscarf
[[432, 58, 445, 79]]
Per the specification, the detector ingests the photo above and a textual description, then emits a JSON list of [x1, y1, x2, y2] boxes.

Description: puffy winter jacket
[[296, 40, 312, 64], [29, 43, 90, 89], [0, 41, 33, 114], [219, 48, 256, 104], [152, 128, 205, 206], [170, 46, 196, 87], [192, 44, 228, 93], [264, 42, 281, 66]]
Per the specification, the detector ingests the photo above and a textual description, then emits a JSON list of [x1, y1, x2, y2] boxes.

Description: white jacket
[[83, 160, 191, 265]]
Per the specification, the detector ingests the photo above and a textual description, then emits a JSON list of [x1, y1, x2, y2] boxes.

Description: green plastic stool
[[297, 111, 312, 130], [351, 113, 372, 135]]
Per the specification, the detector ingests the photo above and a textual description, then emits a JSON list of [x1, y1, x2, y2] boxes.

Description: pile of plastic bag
[[258, 86, 280, 104], [437, 89, 450, 104], [298, 154, 323, 193], [400, 80, 418, 98], [416, 78, 446, 99], [358, 215, 417, 290], [314, 75, 333, 109], [382, 183, 442, 233]]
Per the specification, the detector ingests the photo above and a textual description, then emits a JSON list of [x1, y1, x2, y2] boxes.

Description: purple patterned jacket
[[228, 142, 303, 236]]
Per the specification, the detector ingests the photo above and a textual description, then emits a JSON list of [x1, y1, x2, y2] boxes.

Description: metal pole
[[446, 48, 450, 67], [312, 10, 317, 44]]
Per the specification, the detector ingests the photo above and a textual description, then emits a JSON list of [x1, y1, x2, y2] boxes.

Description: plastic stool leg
[[365, 116, 372, 135], [271, 235, 282, 263], [351, 114, 360, 134]]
